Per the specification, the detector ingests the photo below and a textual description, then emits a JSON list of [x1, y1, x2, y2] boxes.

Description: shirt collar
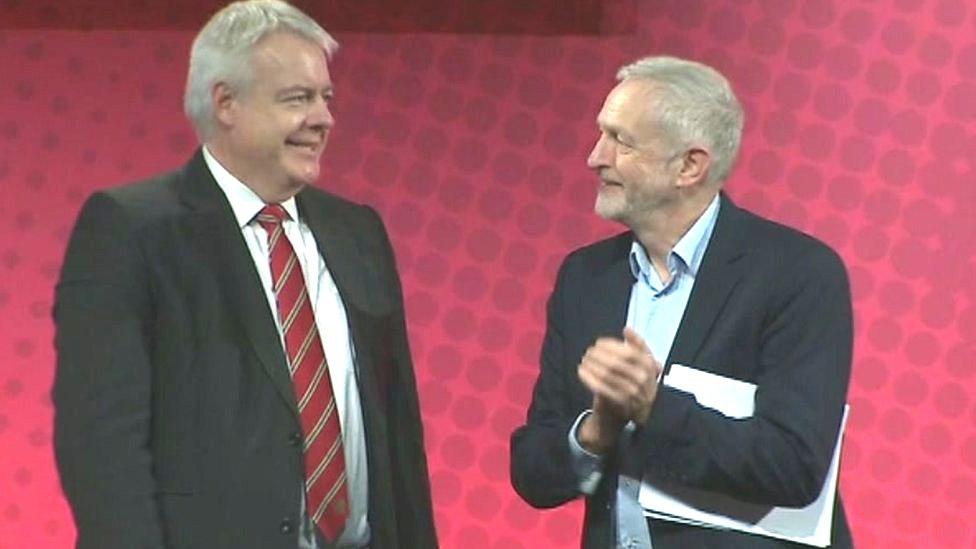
[[202, 146, 300, 228], [629, 194, 721, 282]]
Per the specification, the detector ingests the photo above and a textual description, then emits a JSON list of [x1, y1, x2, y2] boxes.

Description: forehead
[[249, 31, 332, 85], [597, 79, 659, 137]]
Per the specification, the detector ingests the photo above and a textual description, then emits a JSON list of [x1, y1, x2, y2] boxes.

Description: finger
[[579, 358, 632, 400], [584, 343, 629, 369], [583, 351, 651, 396], [589, 338, 646, 367], [582, 360, 654, 425], [622, 328, 664, 383], [622, 327, 652, 355], [579, 370, 631, 414], [587, 342, 656, 386], [589, 337, 630, 357]]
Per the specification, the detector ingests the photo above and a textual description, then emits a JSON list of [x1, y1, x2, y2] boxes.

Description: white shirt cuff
[[567, 409, 604, 495]]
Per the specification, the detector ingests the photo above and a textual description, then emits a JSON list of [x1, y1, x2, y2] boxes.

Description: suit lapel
[[295, 191, 368, 311], [176, 151, 299, 419], [666, 193, 749, 368], [583, 237, 635, 342], [297, 191, 386, 411], [298, 191, 394, 529]]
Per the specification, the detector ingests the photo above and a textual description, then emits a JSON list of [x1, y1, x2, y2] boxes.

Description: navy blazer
[[511, 194, 854, 548], [54, 151, 437, 549]]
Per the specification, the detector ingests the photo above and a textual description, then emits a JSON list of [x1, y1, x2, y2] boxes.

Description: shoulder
[[298, 185, 383, 228], [76, 166, 187, 231], [557, 231, 632, 280], [103, 167, 182, 204], [725, 200, 848, 282]]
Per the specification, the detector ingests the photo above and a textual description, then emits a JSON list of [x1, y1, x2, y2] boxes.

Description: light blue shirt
[[568, 195, 720, 548]]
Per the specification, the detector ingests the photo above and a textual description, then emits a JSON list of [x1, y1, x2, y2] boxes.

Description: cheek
[[617, 159, 643, 183], [282, 110, 307, 130], [632, 159, 661, 182]]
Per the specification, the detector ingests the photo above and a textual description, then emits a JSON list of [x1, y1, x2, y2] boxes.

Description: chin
[[594, 195, 625, 222], [286, 165, 321, 187]]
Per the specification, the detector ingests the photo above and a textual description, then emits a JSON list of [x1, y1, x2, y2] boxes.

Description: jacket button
[[288, 432, 302, 447], [279, 518, 293, 534]]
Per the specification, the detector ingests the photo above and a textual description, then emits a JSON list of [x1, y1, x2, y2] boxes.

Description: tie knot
[[256, 204, 289, 226]]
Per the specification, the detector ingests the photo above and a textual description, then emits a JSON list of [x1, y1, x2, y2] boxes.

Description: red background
[[1, 0, 975, 547]]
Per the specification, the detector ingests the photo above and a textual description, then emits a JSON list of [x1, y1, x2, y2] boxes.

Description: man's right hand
[[577, 328, 663, 455], [577, 395, 627, 455]]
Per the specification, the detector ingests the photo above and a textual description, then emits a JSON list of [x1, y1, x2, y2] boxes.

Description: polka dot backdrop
[[2, 0, 975, 547]]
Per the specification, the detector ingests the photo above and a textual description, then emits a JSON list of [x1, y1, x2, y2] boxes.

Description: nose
[[587, 134, 612, 170], [307, 95, 335, 129]]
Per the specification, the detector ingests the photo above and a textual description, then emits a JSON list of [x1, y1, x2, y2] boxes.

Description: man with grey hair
[[511, 56, 854, 548], [53, 2, 437, 548]]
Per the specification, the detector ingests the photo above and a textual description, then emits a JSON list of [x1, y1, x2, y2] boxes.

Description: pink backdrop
[[2, 0, 975, 547]]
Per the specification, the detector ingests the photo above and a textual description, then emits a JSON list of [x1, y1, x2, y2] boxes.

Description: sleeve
[[632, 244, 853, 507], [510, 255, 598, 508], [567, 410, 606, 495], [52, 192, 166, 549], [367, 207, 439, 548]]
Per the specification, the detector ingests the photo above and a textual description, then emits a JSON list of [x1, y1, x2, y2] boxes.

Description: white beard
[[594, 184, 629, 222]]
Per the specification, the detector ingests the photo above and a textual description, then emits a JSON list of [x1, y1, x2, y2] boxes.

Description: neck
[[631, 190, 717, 278], [204, 141, 300, 204]]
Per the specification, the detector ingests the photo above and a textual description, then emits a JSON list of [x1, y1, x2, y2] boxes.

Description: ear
[[211, 82, 237, 129], [675, 148, 711, 188]]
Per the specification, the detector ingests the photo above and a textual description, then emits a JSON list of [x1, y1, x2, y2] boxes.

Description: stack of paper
[[638, 364, 849, 548]]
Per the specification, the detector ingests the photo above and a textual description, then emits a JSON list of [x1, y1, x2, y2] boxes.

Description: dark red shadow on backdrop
[[1, 0, 636, 34]]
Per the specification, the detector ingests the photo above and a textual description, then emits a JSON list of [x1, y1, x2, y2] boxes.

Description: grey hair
[[184, 0, 338, 140], [617, 56, 744, 186]]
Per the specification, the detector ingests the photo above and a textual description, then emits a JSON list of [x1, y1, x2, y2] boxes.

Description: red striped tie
[[256, 204, 348, 541]]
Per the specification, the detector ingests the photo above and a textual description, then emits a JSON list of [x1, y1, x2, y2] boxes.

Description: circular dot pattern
[[2, 2, 975, 548]]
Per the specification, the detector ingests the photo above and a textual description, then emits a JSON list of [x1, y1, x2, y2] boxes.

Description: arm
[[634, 244, 853, 507], [510, 256, 595, 508], [53, 192, 165, 549], [369, 208, 438, 548]]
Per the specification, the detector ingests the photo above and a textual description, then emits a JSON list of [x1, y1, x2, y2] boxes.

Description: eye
[[613, 133, 633, 149], [285, 92, 312, 104]]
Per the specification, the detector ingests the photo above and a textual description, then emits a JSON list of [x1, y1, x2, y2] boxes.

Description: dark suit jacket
[[53, 151, 437, 549], [511, 194, 854, 548]]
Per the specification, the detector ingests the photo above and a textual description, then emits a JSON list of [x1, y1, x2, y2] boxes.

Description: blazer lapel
[[297, 192, 393, 511], [176, 151, 299, 419], [583, 237, 635, 342], [296, 191, 384, 405], [666, 193, 749, 368], [295, 192, 368, 311]]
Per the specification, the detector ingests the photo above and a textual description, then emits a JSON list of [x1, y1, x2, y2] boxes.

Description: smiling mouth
[[285, 139, 321, 153]]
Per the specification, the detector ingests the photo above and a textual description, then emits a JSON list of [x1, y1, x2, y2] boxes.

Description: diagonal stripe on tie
[[302, 396, 336, 446], [255, 204, 348, 542], [274, 253, 299, 295], [306, 435, 343, 486], [287, 321, 318, 377], [297, 361, 330, 412], [311, 470, 348, 522], [281, 286, 309, 335]]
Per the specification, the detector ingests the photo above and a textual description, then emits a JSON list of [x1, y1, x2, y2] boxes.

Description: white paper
[[639, 364, 849, 548], [661, 364, 757, 418]]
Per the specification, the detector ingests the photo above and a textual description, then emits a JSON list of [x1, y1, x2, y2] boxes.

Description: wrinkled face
[[587, 80, 681, 228], [221, 31, 334, 196]]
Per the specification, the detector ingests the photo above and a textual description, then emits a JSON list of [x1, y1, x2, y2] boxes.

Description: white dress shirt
[[203, 147, 369, 548]]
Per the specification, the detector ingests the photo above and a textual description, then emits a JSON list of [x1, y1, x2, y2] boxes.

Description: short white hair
[[184, 0, 338, 140], [617, 56, 744, 186]]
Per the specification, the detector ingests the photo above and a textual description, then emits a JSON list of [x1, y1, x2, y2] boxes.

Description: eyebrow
[[598, 119, 635, 144], [275, 85, 334, 98]]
